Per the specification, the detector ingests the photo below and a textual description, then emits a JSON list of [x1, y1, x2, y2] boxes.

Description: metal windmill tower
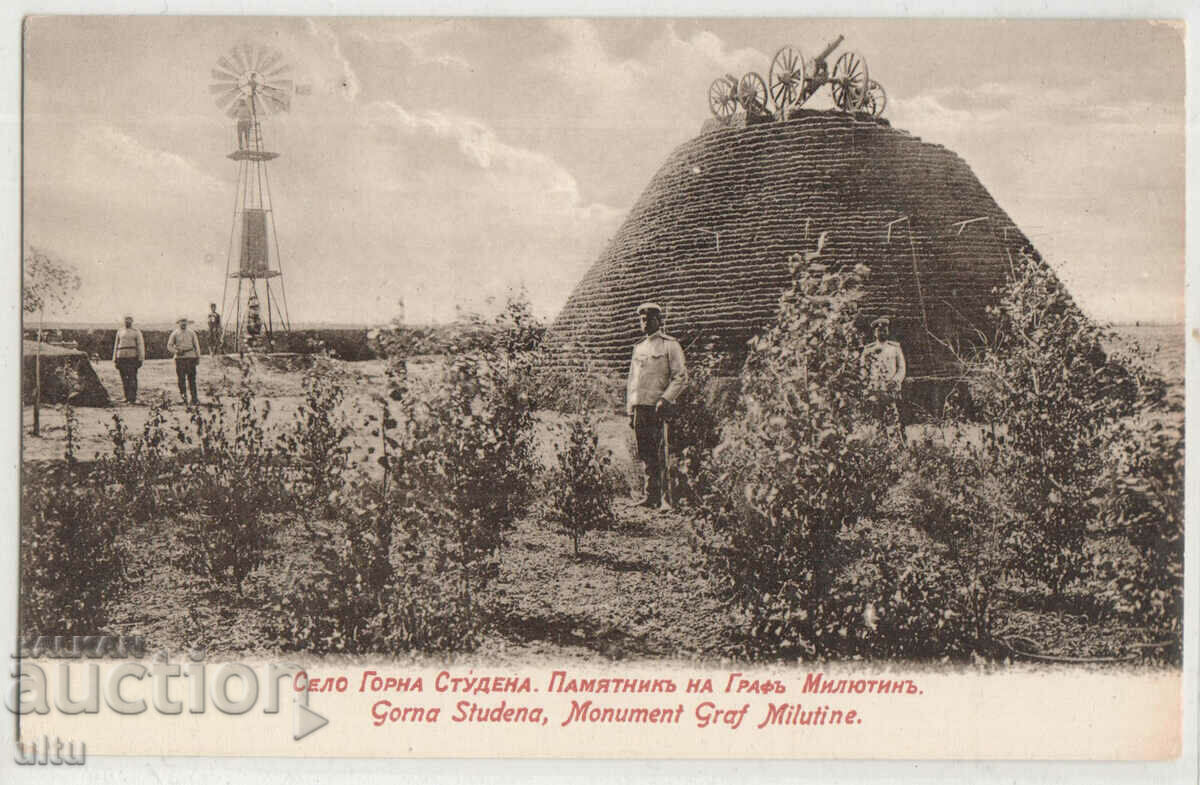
[[210, 43, 303, 353]]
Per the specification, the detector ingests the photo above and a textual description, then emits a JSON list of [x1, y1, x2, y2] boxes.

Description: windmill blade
[[258, 48, 284, 75], [240, 42, 257, 72], [211, 68, 238, 83], [209, 82, 238, 94], [229, 46, 246, 72], [261, 78, 293, 95], [264, 62, 291, 78], [265, 92, 291, 113], [253, 45, 279, 72], [215, 89, 241, 111], [216, 55, 240, 75], [257, 90, 288, 113]]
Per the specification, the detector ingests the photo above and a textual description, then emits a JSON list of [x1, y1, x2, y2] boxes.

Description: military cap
[[177, 316, 190, 324], [870, 316, 891, 329], [636, 302, 664, 316]]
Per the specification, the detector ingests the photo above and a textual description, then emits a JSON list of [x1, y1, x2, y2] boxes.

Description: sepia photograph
[[13, 14, 1189, 765]]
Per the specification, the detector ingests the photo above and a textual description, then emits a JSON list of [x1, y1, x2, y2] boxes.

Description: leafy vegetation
[[546, 416, 619, 555], [18, 264, 1182, 664]]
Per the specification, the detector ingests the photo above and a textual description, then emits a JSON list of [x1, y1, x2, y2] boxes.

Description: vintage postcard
[[10, 14, 1192, 774]]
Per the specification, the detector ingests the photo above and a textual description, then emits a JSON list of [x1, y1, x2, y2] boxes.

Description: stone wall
[[546, 110, 1034, 379]]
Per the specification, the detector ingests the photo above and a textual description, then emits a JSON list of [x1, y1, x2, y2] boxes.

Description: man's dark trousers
[[115, 358, 140, 403], [176, 358, 198, 404], [632, 404, 664, 505]]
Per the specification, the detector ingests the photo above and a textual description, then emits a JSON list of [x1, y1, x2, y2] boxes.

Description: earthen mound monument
[[546, 110, 1036, 385]]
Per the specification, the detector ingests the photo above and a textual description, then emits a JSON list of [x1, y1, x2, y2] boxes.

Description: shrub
[[695, 257, 904, 659], [173, 385, 291, 594], [96, 402, 175, 527], [528, 361, 622, 414], [546, 416, 618, 555], [829, 523, 977, 659], [275, 296, 540, 653], [968, 251, 1167, 595], [271, 478, 402, 654], [1094, 413, 1184, 660], [278, 365, 352, 514], [273, 388, 499, 654], [888, 432, 1008, 650], [21, 465, 124, 635], [388, 350, 536, 608], [669, 348, 739, 507]]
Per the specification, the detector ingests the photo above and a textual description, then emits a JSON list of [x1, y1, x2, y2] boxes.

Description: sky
[[22, 17, 1185, 326]]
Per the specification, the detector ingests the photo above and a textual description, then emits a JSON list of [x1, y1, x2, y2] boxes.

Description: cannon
[[707, 36, 886, 125], [708, 71, 771, 123], [767, 36, 884, 119]]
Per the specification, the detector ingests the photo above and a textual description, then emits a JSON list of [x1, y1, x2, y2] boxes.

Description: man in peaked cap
[[627, 302, 688, 509], [167, 316, 202, 405], [111, 314, 145, 404], [860, 316, 908, 444]]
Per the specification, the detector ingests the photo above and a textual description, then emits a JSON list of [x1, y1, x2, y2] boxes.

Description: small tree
[[23, 247, 81, 435], [695, 257, 900, 658], [967, 250, 1164, 595], [546, 417, 617, 556]]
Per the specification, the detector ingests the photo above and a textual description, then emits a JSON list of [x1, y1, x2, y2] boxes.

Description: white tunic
[[626, 331, 688, 414], [861, 340, 907, 391]]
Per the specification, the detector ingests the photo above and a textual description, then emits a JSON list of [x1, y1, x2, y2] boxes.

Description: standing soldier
[[167, 316, 202, 405], [860, 316, 908, 444], [206, 303, 222, 356], [627, 302, 687, 509], [111, 314, 145, 404]]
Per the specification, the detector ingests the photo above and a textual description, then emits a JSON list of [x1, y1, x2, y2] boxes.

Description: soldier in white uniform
[[860, 316, 908, 444], [627, 302, 688, 508], [111, 314, 145, 404]]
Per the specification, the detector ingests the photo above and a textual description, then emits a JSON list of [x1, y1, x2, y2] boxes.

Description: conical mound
[[547, 111, 1035, 381]]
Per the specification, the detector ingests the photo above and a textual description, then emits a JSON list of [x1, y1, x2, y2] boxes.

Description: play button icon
[[295, 700, 329, 741]]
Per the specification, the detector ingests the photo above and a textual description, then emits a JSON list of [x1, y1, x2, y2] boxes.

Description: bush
[[274, 294, 541, 653], [828, 523, 978, 659], [528, 362, 622, 414], [173, 385, 291, 594], [1094, 413, 1184, 660], [888, 432, 1008, 650], [669, 348, 739, 507], [96, 403, 175, 527], [546, 416, 618, 555], [21, 465, 124, 635], [968, 251, 1167, 595], [278, 365, 352, 514], [695, 258, 905, 659]]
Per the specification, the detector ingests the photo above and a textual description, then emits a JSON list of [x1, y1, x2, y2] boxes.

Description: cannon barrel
[[814, 34, 845, 64]]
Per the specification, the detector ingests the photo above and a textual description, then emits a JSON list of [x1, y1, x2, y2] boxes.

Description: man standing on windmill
[[627, 302, 687, 509]]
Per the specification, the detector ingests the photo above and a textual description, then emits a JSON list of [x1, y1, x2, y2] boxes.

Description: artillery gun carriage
[[708, 35, 887, 125]]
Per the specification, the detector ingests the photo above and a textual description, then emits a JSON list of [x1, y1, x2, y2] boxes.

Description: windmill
[[210, 42, 304, 353]]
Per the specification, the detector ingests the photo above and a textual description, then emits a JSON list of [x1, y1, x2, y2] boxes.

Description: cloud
[[304, 19, 361, 101]]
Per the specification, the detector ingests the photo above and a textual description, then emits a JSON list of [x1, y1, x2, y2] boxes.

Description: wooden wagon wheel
[[708, 76, 738, 123], [737, 72, 769, 116], [830, 51, 869, 113], [768, 45, 807, 116], [864, 79, 888, 118]]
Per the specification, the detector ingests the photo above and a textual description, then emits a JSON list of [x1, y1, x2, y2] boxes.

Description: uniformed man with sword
[[627, 302, 687, 510]]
